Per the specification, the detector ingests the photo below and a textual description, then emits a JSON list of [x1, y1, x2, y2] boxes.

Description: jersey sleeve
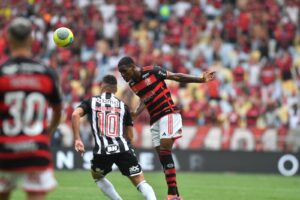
[[47, 67, 62, 104], [152, 66, 168, 80], [78, 98, 91, 114], [124, 105, 133, 126]]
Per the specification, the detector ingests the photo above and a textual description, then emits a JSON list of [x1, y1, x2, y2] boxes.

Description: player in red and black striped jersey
[[128, 65, 179, 125], [118, 56, 215, 200], [0, 17, 62, 200]]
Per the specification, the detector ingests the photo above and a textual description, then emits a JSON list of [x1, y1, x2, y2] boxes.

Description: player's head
[[101, 75, 117, 94], [8, 17, 32, 50], [118, 56, 136, 82]]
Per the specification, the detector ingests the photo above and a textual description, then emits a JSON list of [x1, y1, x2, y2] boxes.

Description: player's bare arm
[[167, 69, 216, 83], [131, 100, 146, 120], [72, 107, 86, 156], [125, 126, 134, 143], [48, 103, 62, 136]]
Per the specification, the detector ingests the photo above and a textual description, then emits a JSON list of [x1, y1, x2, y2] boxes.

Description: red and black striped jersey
[[0, 57, 62, 172], [129, 66, 179, 124]]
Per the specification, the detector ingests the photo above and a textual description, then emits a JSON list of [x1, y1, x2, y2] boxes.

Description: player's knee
[[160, 138, 173, 150], [159, 145, 173, 151], [130, 173, 145, 186], [91, 168, 105, 181]]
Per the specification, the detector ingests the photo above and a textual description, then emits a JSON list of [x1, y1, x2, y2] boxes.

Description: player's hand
[[202, 69, 216, 82], [74, 139, 85, 157]]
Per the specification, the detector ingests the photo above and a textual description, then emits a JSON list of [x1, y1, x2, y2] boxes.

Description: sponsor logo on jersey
[[142, 72, 150, 79], [142, 91, 156, 102], [158, 70, 166, 76], [4, 142, 38, 152], [2, 63, 45, 74], [2, 64, 18, 74], [129, 165, 140, 174], [11, 77, 41, 89], [105, 144, 119, 153], [96, 98, 119, 107]]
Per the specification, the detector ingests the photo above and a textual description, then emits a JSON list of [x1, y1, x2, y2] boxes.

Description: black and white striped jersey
[[78, 93, 133, 155]]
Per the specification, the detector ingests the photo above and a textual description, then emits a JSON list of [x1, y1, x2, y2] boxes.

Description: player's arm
[[131, 100, 145, 120], [124, 126, 134, 143], [48, 103, 62, 136], [166, 69, 216, 83], [124, 104, 134, 143], [71, 107, 86, 156]]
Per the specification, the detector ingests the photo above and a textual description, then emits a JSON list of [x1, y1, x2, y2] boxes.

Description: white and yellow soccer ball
[[53, 27, 74, 47]]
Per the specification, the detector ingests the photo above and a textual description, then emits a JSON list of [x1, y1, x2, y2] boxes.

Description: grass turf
[[10, 170, 300, 200]]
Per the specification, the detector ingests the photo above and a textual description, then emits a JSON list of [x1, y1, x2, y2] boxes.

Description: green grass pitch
[[11, 170, 300, 200]]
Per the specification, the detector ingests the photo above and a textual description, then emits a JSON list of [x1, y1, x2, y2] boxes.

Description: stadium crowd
[[0, 0, 300, 151]]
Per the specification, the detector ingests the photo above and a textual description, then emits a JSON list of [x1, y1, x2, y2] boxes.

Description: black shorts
[[91, 148, 142, 177]]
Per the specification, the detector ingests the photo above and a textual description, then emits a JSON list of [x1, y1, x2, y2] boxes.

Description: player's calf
[[96, 178, 123, 200], [129, 174, 156, 200], [136, 180, 156, 200], [159, 149, 180, 196], [91, 168, 122, 200]]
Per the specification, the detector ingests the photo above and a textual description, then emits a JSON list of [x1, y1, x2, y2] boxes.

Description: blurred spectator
[[1, 0, 300, 151], [287, 102, 300, 152]]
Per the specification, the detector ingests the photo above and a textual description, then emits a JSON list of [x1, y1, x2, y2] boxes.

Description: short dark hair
[[118, 56, 134, 68], [102, 75, 117, 85], [9, 17, 32, 41]]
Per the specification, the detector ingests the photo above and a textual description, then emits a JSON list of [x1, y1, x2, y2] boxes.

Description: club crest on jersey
[[145, 78, 152, 86], [105, 144, 119, 153]]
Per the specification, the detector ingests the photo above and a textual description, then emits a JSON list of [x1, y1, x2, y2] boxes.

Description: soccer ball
[[53, 27, 74, 47]]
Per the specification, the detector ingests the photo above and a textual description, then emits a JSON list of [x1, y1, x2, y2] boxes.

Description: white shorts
[[150, 113, 183, 147], [0, 169, 57, 193]]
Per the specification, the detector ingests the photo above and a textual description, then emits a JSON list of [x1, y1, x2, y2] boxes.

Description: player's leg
[[26, 192, 46, 200], [159, 138, 182, 200], [129, 174, 156, 200], [152, 113, 183, 199], [95, 178, 122, 200], [91, 154, 122, 200], [0, 193, 10, 200], [116, 150, 156, 200], [22, 169, 56, 200], [0, 171, 18, 200]]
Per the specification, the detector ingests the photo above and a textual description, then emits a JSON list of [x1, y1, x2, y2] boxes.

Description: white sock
[[96, 178, 123, 200], [136, 180, 157, 200]]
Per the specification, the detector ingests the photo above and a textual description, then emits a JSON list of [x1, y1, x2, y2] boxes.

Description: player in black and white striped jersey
[[72, 75, 156, 200], [81, 90, 131, 154]]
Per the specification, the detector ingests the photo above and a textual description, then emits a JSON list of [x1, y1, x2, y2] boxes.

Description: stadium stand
[[1, 0, 300, 152]]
